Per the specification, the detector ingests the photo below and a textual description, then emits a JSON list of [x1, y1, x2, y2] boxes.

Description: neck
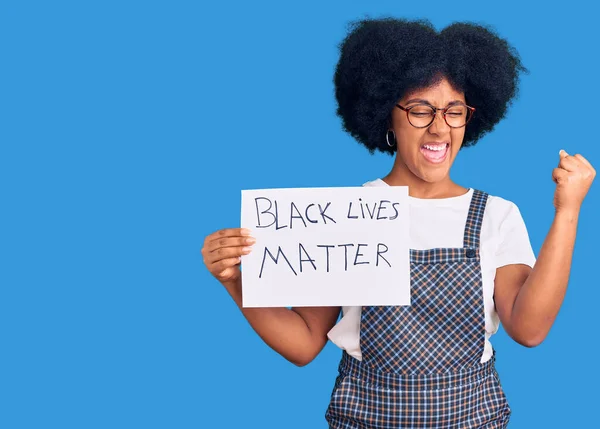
[[382, 164, 465, 199]]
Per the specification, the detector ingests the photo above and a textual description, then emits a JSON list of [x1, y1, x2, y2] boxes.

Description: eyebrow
[[404, 98, 465, 106]]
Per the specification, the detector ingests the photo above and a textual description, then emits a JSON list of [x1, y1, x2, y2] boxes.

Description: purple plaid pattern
[[326, 190, 512, 428]]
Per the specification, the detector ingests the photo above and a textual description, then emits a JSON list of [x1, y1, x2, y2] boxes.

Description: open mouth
[[420, 143, 450, 164]]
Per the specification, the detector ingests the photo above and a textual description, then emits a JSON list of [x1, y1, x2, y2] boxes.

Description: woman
[[201, 18, 595, 428]]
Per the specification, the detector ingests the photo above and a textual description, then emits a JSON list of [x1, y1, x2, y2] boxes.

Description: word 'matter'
[[259, 242, 391, 278]]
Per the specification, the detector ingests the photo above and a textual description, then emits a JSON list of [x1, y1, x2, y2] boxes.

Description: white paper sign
[[240, 186, 410, 307]]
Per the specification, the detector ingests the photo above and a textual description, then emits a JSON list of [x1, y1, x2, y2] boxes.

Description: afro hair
[[333, 17, 527, 155]]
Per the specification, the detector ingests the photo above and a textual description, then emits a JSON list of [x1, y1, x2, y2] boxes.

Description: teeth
[[423, 144, 447, 151]]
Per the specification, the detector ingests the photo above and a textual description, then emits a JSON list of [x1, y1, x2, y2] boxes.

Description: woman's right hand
[[201, 228, 256, 283], [201, 228, 340, 367]]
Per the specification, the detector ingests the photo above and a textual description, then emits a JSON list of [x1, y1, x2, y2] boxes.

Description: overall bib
[[326, 190, 511, 428]]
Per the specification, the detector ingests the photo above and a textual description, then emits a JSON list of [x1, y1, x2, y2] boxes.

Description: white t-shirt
[[326, 178, 537, 364]]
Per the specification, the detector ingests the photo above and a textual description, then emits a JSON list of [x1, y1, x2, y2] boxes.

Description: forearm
[[511, 210, 579, 345], [221, 278, 323, 365]]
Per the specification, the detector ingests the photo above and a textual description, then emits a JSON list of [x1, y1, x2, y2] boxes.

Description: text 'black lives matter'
[[253, 196, 400, 279]]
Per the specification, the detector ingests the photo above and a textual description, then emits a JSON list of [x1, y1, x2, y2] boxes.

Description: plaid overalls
[[326, 190, 511, 428]]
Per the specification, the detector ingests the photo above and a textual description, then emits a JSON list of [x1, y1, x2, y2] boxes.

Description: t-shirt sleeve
[[495, 201, 536, 269]]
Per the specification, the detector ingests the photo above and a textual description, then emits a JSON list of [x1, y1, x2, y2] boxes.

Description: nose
[[428, 110, 451, 134]]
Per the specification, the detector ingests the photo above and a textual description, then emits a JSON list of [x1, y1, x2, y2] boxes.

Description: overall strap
[[463, 189, 489, 249]]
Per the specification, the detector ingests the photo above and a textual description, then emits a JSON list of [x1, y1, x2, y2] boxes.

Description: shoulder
[[478, 191, 531, 240], [479, 190, 524, 221], [477, 191, 536, 266]]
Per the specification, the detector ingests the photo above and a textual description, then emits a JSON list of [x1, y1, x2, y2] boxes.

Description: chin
[[419, 172, 450, 184], [398, 148, 455, 184], [411, 164, 452, 184]]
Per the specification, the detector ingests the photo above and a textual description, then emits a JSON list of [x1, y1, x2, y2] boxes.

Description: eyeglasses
[[396, 102, 475, 129]]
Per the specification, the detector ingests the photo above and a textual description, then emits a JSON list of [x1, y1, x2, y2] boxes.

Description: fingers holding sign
[[201, 228, 256, 283], [553, 150, 596, 214]]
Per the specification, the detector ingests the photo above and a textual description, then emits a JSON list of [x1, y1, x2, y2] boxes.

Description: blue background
[[1, 0, 599, 427]]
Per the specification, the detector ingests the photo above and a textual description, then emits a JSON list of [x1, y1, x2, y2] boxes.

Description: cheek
[[397, 128, 425, 158], [450, 129, 465, 151]]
